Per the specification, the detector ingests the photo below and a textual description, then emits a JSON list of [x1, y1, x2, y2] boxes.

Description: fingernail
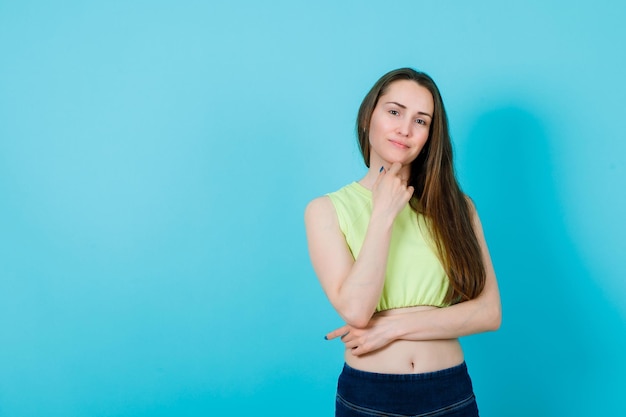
[[324, 335, 328, 340], [379, 166, 384, 173]]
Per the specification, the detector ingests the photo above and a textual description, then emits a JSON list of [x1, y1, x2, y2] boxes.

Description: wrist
[[368, 210, 395, 231], [390, 314, 411, 341]]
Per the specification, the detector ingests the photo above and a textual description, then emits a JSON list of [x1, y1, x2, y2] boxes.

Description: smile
[[388, 139, 409, 149]]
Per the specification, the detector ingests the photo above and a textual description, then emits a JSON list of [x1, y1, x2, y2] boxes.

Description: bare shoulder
[[463, 194, 477, 211], [304, 196, 336, 226], [305, 195, 333, 214], [463, 194, 480, 219], [463, 195, 486, 235]]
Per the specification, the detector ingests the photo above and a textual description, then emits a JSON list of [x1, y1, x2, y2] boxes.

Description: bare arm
[[305, 163, 413, 328], [326, 199, 502, 354]]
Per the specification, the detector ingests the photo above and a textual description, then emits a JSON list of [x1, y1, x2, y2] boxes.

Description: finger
[[350, 345, 364, 356], [372, 166, 386, 189], [343, 339, 357, 349], [352, 341, 375, 356], [340, 331, 357, 345], [325, 325, 349, 341], [387, 162, 403, 176]]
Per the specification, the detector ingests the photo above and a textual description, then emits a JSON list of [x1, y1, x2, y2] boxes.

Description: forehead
[[379, 80, 434, 113]]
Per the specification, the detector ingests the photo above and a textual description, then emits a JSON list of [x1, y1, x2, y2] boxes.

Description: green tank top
[[327, 182, 450, 311]]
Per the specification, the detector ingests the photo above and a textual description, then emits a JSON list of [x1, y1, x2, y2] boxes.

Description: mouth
[[388, 139, 409, 149]]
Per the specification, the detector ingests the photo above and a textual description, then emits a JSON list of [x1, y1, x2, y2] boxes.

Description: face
[[367, 79, 434, 168]]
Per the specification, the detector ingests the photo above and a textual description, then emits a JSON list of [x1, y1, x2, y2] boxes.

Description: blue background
[[1, 1, 624, 416]]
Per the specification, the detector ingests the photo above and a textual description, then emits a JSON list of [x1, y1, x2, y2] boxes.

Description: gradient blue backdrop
[[1, 1, 624, 416]]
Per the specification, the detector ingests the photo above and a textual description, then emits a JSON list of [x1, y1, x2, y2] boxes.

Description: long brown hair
[[356, 68, 485, 303]]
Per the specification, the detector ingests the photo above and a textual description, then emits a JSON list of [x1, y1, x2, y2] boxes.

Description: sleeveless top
[[327, 182, 450, 311]]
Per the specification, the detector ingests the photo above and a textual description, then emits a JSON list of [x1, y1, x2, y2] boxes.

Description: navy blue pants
[[336, 362, 479, 417]]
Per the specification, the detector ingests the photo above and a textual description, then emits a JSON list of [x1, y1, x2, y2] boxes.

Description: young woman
[[305, 68, 501, 416]]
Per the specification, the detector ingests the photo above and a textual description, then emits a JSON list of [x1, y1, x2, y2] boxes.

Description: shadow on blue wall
[[463, 106, 625, 416]]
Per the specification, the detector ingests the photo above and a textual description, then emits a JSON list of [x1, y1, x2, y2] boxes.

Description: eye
[[415, 118, 427, 125], [388, 109, 400, 116]]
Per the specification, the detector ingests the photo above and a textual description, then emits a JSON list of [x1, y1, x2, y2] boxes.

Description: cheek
[[417, 127, 430, 143], [412, 132, 430, 154], [406, 129, 419, 145], [369, 114, 387, 134], [368, 124, 381, 145]]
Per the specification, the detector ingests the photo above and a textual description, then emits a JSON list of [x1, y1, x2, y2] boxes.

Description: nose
[[397, 118, 412, 137]]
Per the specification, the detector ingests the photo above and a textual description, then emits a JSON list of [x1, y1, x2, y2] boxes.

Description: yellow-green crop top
[[327, 182, 450, 311]]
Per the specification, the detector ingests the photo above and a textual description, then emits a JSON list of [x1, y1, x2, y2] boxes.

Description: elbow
[[340, 306, 374, 329], [331, 290, 376, 328], [487, 303, 502, 331], [346, 316, 372, 329]]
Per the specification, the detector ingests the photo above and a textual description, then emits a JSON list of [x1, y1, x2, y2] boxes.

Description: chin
[[387, 157, 415, 166]]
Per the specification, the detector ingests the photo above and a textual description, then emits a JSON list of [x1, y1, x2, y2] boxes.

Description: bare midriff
[[345, 305, 464, 374]]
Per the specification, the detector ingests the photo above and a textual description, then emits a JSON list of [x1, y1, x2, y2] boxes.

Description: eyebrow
[[385, 101, 433, 118]]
